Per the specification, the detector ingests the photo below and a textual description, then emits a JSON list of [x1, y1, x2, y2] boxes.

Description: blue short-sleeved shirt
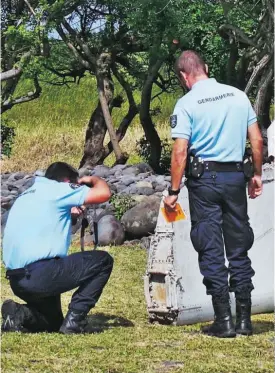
[[170, 78, 257, 162], [3, 177, 90, 270]]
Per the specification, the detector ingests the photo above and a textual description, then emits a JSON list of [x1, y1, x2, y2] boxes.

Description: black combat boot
[[202, 296, 236, 338], [235, 298, 253, 336], [59, 310, 88, 334], [1, 300, 27, 332]]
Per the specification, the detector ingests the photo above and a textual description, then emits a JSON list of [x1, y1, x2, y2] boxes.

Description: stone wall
[[1, 163, 179, 248]]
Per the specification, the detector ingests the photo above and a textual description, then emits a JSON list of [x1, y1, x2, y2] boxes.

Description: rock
[[121, 177, 136, 186], [135, 187, 154, 196], [78, 167, 92, 177], [18, 178, 35, 194], [97, 215, 125, 246], [9, 190, 18, 197], [136, 180, 153, 189], [138, 172, 152, 179], [154, 184, 166, 192], [1, 190, 11, 197], [155, 175, 165, 184], [1, 173, 10, 180], [93, 165, 111, 178], [115, 183, 129, 192], [147, 194, 162, 203], [7, 174, 16, 183], [108, 164, 128, 175], [1, 197, 14, 209], [95, 208, 115, 222], [13, 172, 26, 180], [35, 169, 45, 177], [109, 184, 117, 193], [122, 166, 140, 176], [108, 177, 120, 184], [135, 163, 153, 173], [1, 210, 9, 228], [140, 236, 151, 250], [154, 192, 163, 197], [164, 175, 171, 181], [121, 199, 160, 238], [131, 195, 150, 204]]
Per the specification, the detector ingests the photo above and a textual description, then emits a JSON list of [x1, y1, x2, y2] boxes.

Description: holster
[[243, 149, 254, 181], [187, 156, 204, 179]]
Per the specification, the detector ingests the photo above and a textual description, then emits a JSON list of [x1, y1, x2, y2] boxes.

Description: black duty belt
[[6, 257, 60, 279], [204, 161, 243, 172]]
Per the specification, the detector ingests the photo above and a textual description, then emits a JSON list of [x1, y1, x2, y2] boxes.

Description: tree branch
[[245, 53, 272, 94], [56, 25, 91, 70], [219, 24, 258, 48], [61, 19, 96, 66], [1, 76, 41, 113], [1, 51, 31, 82]]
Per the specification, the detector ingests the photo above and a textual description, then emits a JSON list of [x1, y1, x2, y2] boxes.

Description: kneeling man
[[2, 162, 113, 334]]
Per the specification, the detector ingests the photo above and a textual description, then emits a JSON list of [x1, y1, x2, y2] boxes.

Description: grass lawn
[[1, 245, 274, 373]]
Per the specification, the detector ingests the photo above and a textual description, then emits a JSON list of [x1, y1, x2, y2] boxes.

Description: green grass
[[1, 245, 274, 373]]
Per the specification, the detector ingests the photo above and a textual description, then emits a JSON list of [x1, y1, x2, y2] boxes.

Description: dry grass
[[1, 121, 171, 173], [2, 77, 176, 173]]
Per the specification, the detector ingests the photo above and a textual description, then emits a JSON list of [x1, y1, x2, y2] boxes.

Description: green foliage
[[110, 194, 136, 220], [1, 120, 15, 157], [137, 137, 172, 174]]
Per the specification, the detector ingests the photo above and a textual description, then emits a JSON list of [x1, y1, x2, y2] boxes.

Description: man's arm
[[247, 122, 263, 199], [164, 138, 189, 210], [171, 138, 189, 190], [247, 122, 263, 176], [78, 176, 111, 205]]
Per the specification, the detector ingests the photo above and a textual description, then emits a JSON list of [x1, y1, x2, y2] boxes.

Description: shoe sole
[[59, 327, 84, 335], [207, 330, 236, 338], [236, 329, 253, 336], [1, 300, 21, 332]]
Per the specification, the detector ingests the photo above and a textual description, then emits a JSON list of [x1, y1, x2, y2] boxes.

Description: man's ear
[[180, 71, 187, 81], [205, 64, 209, 74]]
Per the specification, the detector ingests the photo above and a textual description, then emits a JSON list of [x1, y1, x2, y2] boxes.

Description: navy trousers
[[7, 250, 113, 332], [187, 171, 255, 297]]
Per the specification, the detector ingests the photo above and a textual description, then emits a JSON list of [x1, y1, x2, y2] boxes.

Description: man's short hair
[[175, 50, 207, 77], [45, 162, 79, 183]]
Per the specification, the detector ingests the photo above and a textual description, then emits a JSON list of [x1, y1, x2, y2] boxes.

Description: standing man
[[2, 162, 113, 334], [164, 50, 263, 338]]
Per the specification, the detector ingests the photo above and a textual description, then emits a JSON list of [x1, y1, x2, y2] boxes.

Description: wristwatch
[[168, 187, 180, 196]]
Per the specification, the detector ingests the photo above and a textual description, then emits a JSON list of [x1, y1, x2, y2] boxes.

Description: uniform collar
[[35, 176, 58, 184], [192, 78, 217, 90]]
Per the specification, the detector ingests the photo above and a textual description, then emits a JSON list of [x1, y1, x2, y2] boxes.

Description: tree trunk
[[98, 104, 138, 162], [79, 102, 107, 168], [96, 53, 127, 165], [140, 58, 164, 173], [253, 62, 274, 160], [226, 37, 238, 86], [79, 53, 128, 168]]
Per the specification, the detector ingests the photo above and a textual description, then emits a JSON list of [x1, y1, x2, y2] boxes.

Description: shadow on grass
[[182, 320, 274, 336], [252, 320, 274, 335], [85, 313, 134, 333]]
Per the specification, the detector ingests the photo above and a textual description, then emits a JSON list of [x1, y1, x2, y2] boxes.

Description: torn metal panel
[[144, 166, 274, 325]]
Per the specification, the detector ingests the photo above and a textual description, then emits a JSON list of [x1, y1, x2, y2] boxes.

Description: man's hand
[[164, 195, 178, 212], [248, 175, 263, 199], [71, 206, 85, 219], [78, 176, 100, 187]]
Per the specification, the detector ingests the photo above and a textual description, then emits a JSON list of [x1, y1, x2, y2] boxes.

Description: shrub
[[136, 138, 172, 174], [1, 120, 15, 157], [110, 194, 136, 220]]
